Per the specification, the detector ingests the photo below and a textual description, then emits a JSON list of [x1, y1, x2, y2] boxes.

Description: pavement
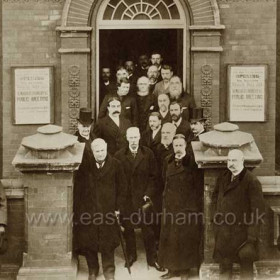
[[77, 229, 199, 280]]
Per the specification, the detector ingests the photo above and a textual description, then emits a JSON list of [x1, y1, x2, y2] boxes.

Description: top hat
[[77, 108, 94, 126], [190, 108, 206, 122]]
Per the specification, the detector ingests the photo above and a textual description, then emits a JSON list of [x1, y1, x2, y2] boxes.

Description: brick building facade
[[0, 0, 279, 278]]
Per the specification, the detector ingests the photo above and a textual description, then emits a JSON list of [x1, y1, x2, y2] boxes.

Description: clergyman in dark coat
[[158, 134, 201, 280], [114, 127, 164, 272], [212, 149, 265, 280], [75, 138, 127, 280]]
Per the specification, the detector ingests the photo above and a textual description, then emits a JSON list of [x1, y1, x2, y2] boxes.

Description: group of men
[[72, 50, 266, 280]]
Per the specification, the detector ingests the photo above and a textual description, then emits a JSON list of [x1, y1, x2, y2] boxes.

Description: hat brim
[[77, 119, 94, 126]]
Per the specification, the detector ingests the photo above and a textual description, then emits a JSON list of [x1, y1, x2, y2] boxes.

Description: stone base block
[[255, 260, 280, 279], [199, 262, 240, 280], [17, 262, 77, 280]]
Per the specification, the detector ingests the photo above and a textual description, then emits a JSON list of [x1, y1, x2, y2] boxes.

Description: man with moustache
[[135, 53, 149, 78], [124, 59, 137, 86], [136, 76, 157, 133], [158, 93, 172, 124], [76, 138, 127, 280], [153, 65, 173, 97], [100, 67, 115, 105], [151, 51, 163, 73], [142, 112, 162, 154], [212, 149, 265, 280], [169, 101, 191, 139], [114, 127, 164, 272], [98, 78, 138, 125], [94, 97, 131, 155], [169, 76, 196, 121], [159, 134, 201, 280], [147, 65, 160, 93]]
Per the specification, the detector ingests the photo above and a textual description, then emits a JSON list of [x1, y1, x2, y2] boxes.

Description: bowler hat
[[77, 108, 93, 126], [190, 108, 206, 122]]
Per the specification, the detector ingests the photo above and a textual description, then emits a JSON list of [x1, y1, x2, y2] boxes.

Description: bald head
[[137, 76, 150, 95], [161, 122, 177, 146], [91, 138, 107, 163], [227, 149, 244, 175], [147, 65, 159, 84], [126, 127, 140, 151]]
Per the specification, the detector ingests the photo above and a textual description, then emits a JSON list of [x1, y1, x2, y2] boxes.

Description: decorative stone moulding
[[12, 124, 84, 172], [192, 122, 263, 168]]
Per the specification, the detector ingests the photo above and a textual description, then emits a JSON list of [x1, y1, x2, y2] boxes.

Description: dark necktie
[[97, 162, 103, 169], [131, 152, 137, 159], [175, 158, 182, 167]]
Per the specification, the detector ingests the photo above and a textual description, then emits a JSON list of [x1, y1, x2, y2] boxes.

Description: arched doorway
[[92, 0, 190, 115], [59, 0, 223, 134]]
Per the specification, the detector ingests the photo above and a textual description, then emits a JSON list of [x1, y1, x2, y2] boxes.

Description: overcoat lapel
[[166, 159, 185, 177], [104, 116, 119, 136], [132, 148, 144, 173]]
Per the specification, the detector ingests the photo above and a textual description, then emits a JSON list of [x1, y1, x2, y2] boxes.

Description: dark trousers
[[123, 218, 157, 265], [85, 249, 115, 280], [219, 243, 256, 280]]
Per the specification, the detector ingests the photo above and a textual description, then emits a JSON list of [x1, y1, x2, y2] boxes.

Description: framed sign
[[228, 65, 268, 122], [12, 66, 54, 125]]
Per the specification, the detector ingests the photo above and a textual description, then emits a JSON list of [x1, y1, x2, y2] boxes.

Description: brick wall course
[[218, 0, 276, 175], [2, 1, 64, 178]]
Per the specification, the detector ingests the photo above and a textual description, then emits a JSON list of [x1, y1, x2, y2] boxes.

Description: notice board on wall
[[12, 66, 54, 125], [227, 65, 268, 122]]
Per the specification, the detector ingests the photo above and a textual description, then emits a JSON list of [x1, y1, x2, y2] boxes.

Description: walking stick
[[115, 213, 133, 279]]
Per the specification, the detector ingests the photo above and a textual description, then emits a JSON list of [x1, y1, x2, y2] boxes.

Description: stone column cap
[[22, 124, 77, 151]]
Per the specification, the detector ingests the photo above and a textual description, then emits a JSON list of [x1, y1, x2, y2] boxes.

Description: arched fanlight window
[[103, 0, 181, 20]]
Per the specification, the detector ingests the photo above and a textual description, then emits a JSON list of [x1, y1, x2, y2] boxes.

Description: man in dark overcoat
[[73, 108, 95, 256], [136, 76, 158, 133], [158, 134, 201, 280], [157, 93, 172, 125], [114, 127, 164, 272], [93, 97, 131, 155], [75, 138, 127, 280], [169, 76, 196, 122], [169, 101, 191, 139], [98, 77, 138, 125], [141, 112, 162, 154], [212, 149, 265, 280]]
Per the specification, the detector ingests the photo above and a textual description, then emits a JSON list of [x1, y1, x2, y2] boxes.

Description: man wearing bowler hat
[[187, 107, 207, 270], [73, 108, 96, 259]]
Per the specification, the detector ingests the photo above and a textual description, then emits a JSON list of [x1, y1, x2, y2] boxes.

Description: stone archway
[[57, 0, 224, 133]]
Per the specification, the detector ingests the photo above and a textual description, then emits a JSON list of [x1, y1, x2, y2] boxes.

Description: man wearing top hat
[[186, 107, 208, 270], [187, 107, 207, 143], [73, 108, 96, 258]]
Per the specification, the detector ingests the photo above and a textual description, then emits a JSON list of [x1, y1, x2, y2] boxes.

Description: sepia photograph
[[0, 0, 279, 279]]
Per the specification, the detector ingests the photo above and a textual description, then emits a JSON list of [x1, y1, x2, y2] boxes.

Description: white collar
[[160, 110, 168, 118], [104, 81, 109, 86], [129, 146, 139, 153], [152, 126, 161, 138], [175, 151, 186, 160]]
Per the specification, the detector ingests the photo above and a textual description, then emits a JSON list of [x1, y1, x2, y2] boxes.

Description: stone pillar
[[56, 27, 92, 134], [190, 26, 225, 129], [12, 125, 85, 280], [191, 122, 263, 279]]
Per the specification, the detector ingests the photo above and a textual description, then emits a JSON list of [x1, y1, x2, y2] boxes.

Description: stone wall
[[2, 0, 65, 178], [218, 0, 277, 176]]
